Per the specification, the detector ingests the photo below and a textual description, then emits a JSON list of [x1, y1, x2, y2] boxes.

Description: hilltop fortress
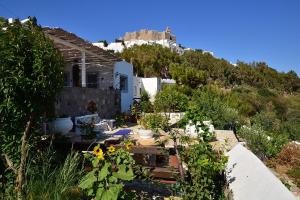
[[123, 27, 177, 42], [93, 27, 185, 54], [93, 27, 214, 56]]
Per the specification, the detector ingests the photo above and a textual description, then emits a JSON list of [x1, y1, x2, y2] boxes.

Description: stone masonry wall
[[55, 87, 120, 118], [123, 28, 176, 42]]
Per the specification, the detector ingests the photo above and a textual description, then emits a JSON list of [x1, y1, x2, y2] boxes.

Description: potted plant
[[48, 114, 73, 135], [137, 117, 153, 139]]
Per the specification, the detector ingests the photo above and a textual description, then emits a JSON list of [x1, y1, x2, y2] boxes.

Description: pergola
[[43, 27, 122, 87]]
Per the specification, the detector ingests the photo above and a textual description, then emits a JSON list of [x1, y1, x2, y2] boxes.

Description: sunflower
[[97, 149, 104, 160], [93, 145, 105, 160], [125, 141, 134, 151], [107, 145, 116, 155], [93, 145, 101, 155]]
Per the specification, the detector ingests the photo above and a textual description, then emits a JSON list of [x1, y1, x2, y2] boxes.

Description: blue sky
[[1, 0, 299, 75]]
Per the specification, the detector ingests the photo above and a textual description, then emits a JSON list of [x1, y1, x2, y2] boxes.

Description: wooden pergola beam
[[46, 33, 113, 64]]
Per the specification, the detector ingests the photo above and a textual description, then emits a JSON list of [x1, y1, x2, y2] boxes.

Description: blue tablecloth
[[112, 129, 131, 136]]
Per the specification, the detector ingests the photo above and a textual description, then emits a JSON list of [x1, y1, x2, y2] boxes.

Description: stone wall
[[123, 27, 176, 42], [55, 87, 120, 118]]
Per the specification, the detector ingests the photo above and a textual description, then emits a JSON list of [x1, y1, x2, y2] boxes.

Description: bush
[[178, 129, 228, 199], [154, 86, 189, 112], [140, 91, 153, 113], [189, 86, 239, 129], [238, 125, 288, 160], [251, 111, 281, 132], [141, 113, 169, 132], [271, 143, 300, 168], [0, 17, 64, 196]]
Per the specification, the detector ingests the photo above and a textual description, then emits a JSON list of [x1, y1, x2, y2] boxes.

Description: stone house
[[43, 28, 133, 118]]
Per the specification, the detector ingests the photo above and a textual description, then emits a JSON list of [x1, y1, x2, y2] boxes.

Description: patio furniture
[[74, 114, 115, 135]]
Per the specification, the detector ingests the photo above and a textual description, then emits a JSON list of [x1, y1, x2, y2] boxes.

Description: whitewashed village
[[1, 5, 300, 200]]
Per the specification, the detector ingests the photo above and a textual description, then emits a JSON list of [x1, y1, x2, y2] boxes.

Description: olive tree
[[0, 17, 64, 198]]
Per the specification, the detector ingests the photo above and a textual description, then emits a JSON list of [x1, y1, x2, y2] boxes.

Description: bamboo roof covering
[[43, 27, 122, 66]]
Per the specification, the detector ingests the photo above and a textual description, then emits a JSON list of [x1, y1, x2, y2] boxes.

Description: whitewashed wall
[[133, 77, 160, 102], [114, 61, 133, 113], [93, 39, 185, 55]]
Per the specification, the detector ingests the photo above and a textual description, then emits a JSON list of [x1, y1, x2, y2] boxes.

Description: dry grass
[[267, 142, 300, 197]]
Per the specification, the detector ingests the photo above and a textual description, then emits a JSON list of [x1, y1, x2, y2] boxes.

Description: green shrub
[[188, 86, 239, 129], [154, 86, 189, 112], [238, 125, 288, 159], [79, 143, 135, 200], [178, 129, 228, 200], [141, 113, 169, 132], [0, 17, 64, 196], [140, 91, 153, 113], [251, 111, 281, 132]]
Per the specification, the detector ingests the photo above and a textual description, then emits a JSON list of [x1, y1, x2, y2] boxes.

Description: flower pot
[[137, 129, 153, 139], [49, 117, 73, 135]]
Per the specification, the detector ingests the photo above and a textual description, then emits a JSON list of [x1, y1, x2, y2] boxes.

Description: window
[[87, 73, 98, 88], [120, 75, 128, 92], [64, 72, 70, 87]]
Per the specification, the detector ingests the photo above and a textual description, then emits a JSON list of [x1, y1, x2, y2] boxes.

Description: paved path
[[210, 130, 239, 152]]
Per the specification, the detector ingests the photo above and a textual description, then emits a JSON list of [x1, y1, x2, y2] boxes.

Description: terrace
[[43, 27, 122, 117]]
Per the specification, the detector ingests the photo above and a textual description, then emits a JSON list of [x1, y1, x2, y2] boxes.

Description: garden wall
[[54, 87, 120, 118]]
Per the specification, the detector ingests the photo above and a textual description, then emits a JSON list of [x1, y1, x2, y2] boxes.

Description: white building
[[133, 77, 176, 102], [114, 61, 134, 113], [93, 27, 185, 55]]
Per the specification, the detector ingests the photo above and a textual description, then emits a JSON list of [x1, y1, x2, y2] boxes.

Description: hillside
[[120, 44, 300, 93], [120, 44, 300, 143]]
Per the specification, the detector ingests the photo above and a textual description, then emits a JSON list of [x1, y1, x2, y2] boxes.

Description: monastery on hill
[[93, 27, 185, 55]]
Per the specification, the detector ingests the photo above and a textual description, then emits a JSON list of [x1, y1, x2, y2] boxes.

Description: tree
[[120, 44, 180, 78], [0, 17, 5, 26], [154, 85, 189, 112], [98, 40, 108, 47], [0, 17, 64, 198], [169, 63, 207, 88]]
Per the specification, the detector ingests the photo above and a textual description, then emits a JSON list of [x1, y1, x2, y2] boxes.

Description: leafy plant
[[79, 142, 135, 200], [188, 86, 239, 129], [23, 150, 83, 200], [238, 125, 288, 160], [154, 85, 189, 112], [177, 128, 228, 199], [140, 113, 169, 132], [140, 91, 153, 113], [0, 17, 64, 198]]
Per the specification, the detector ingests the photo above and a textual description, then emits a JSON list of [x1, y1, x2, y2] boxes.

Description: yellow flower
[[93, 145, 101, 155], [93, 145, 105, 160], [107, 145, 116, 155], [97, 149, 104, 160], [125, 141, 134, 151]]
